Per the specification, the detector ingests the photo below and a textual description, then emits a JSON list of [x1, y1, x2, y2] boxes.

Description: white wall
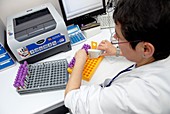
[[0, 0, 62, 26], [0, 19, 5, 45], [0, 0, 108, 26]]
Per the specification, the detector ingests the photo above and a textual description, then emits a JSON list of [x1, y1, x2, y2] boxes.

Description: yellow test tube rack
[[68, 41, 103, 81]]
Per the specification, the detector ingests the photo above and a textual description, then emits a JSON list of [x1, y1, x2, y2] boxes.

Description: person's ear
[[142, 42, 155, 58]]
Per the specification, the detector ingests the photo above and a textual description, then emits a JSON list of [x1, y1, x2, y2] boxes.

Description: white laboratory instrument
[[6, 3, 71, 63]]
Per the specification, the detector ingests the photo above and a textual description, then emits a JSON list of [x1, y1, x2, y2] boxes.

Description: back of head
[[113, 0, 170, 60]]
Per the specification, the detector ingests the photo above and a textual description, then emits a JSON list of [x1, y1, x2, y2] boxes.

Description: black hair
[[113, 0, 170, 60]]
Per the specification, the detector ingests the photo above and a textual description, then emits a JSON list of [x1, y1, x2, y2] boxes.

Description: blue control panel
[[0, 43, 15, 71], [67, 25, 86, 45], [17, 33, 66, 59]]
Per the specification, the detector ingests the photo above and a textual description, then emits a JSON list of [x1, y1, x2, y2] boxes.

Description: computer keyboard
[[97, 12, 115, 29]]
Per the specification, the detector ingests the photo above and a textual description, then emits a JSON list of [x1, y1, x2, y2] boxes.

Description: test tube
[[68, 44, 91, 70]]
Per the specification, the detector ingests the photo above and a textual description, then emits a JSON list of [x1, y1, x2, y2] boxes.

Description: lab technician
[[64, 0, 170, 113]]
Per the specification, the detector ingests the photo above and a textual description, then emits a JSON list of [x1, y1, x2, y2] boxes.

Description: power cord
[[106, 0, 118, 44], [106, 0, 114, 9]]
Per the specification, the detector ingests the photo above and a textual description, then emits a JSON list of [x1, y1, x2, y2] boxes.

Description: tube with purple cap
[[13, 61, 29, 90], [67, 44, 91, 74]]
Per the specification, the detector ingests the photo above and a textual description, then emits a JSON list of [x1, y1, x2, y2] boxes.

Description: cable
[[106, 0, 118, 42]]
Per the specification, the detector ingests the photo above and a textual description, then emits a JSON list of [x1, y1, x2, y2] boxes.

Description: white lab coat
[[65, 56, 170, 114]]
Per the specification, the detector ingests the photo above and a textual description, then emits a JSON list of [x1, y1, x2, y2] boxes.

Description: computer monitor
[[59, 0, 106, 27]]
